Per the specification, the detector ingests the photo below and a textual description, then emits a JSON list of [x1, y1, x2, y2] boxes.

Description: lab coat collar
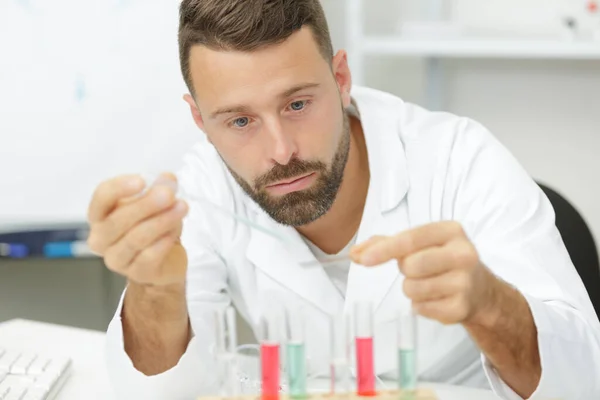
[[343, 86, 411, 314], [244, 86, 410, 316], [352, 86, 409, 213]]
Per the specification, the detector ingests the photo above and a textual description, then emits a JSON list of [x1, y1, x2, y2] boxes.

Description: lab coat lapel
[[344, 89, 411, 317], [245, 206, 344, 317]]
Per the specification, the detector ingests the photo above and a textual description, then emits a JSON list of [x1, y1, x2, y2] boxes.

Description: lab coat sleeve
[[105, 144, 232, 400], [449, 119, 600, 400]]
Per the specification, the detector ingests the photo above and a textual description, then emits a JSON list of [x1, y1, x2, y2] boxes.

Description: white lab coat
[[105, 86, 600, 400]]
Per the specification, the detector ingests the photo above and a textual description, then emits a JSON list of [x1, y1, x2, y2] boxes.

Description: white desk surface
[[0, 319, 113, 399], [0, 319, 500, 400]]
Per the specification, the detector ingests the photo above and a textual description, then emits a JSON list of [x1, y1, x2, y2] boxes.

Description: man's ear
[[332, 50, 352, 108], [183, 94, 205, 131]]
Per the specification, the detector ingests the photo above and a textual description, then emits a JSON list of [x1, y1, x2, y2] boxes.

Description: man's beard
[[227, 112, 351, 227]]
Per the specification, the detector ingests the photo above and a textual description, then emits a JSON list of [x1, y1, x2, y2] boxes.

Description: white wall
[[0, 0, 200, 228], [322, 0, 600, 245], [2, 0, 598, 243]]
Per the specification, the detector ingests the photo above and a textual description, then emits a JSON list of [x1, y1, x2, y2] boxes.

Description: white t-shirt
[[300, 102, 361, 297], [301, 234, 357, 297]]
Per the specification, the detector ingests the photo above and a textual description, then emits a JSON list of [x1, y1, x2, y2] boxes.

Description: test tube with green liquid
[[397, 309, 417, 393], [285, 309, 307, 399]]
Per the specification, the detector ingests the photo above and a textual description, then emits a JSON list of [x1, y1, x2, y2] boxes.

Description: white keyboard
[[0, 348, 71, 400]]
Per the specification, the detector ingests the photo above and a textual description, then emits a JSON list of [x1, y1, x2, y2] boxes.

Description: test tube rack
[[197, 389, 439, 400]]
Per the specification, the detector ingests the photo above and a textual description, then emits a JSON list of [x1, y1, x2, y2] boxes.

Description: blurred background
[[0, 0, 599, 334]]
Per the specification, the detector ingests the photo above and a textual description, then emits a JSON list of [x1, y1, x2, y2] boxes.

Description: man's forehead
[[188, 28, 330, 101]]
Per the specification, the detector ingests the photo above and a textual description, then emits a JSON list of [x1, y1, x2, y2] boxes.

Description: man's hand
[[350, 221, 500, 326], [87, 173, 189, 286], [350, 221, 541, 398], [87, 173, 192, 375]]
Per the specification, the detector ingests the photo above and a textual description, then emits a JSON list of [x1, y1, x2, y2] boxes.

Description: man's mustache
[[255, 158, 326, 189]]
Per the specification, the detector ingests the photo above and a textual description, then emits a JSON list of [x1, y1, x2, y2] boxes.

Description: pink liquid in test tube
[[356, 337, 375, 396], [261, 342, 280, 400], [355, 302, 376, 396], [260, 311, 281, 400]]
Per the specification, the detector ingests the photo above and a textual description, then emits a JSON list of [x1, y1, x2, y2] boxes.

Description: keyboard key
[[0, 350, 70, 400], [0, 352, 21, 373], [32, 370, 58, 392], [25, 358, 49, 376], [0, 376, 28, 399], [4, 383, 27, 400], [10, 353, 36, 375], [21, 387, 47, 400], [0, 374, 9, 399], [43, 358, 70, 376]]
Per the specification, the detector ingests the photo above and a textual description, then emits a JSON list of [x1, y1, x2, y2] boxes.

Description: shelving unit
[[360, 37, 600, 59], [345, 0, 600, 110]]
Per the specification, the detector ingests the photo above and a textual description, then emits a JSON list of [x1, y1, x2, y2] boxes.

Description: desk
[[0, 319, 113, 400], [0, 319, 500, 400]]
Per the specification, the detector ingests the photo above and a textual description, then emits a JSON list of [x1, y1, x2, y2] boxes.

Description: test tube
[[215, 307, 240, 398], [329, 314, 351, 396], [285, 309, 307, 399], [397, 309, 417, 392], [354, 302, 376, 397], [260, 311, 281, 400]]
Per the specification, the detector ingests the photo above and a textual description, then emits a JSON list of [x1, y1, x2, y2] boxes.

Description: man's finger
[[117, 172, 178, 207], [127, 235, 179, 285], [403, 270, 467, 303], [103, 201, 186, 273], [355, 221, 465, 266], [350, 235, 388, 260], [88, 175, 145, 223], [89, 185, 177, 253], [401, 246, 449, 278], [412, 295, 469, 325], [119, 200, 187, 259]]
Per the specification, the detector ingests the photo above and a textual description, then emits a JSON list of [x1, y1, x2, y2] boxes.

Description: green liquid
[[286, 343, 307, 399], [398, 349, 416, 391]]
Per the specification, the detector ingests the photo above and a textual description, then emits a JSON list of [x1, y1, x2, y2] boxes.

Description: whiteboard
[[0, 0, 200, 229]]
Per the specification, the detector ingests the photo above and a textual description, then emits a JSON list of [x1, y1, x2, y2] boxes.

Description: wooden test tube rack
[[198, 389, 439, 400]]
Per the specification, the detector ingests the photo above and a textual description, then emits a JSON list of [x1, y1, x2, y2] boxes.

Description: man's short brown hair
[[178, 0, 334, 94]]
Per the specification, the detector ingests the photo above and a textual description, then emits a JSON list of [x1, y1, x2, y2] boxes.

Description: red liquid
[[355, 337, 376, 396], [261, 343, 280, 400]]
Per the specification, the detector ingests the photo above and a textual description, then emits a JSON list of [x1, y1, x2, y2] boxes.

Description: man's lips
[[265, 172, 317, 195], [267, 172, 315, 188]]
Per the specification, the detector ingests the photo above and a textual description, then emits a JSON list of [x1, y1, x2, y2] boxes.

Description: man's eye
[[290, 101, 306, 111], [232, 117, 250, 128]]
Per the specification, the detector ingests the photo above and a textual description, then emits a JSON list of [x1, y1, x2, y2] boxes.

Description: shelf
[[361, 36, 600, 59]]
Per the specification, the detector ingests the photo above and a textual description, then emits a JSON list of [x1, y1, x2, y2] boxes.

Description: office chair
[[538, 182, 600, 320]]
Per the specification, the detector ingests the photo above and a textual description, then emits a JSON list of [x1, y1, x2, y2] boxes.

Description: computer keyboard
[[0, 347, 71, 400]]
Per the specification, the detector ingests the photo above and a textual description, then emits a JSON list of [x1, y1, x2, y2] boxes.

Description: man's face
[[188, 28, 352, 227]]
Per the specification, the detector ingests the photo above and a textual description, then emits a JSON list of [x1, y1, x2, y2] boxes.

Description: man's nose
[[264, 118, 298, 165]]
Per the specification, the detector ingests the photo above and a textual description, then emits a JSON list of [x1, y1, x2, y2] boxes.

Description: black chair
[[538, 182, 600, 320]]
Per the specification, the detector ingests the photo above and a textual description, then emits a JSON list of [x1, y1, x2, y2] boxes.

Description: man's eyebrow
[[279, 82, 320, 99], [209, 83, 320, 120], [209, 105, 251, 120]]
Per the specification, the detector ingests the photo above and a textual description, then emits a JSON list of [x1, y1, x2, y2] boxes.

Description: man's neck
[[296, 116, 370, 254]]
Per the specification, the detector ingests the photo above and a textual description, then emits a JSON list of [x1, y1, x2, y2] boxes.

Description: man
[[87, 1, 600, 399]]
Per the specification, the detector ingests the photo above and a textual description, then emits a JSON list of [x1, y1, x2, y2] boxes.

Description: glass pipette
[[215, 306, 240, 397], [329, 314, 352, 396], [355, 302, 376, 397], [145, 174, 357, 268], [285, 309, 307, 399]]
